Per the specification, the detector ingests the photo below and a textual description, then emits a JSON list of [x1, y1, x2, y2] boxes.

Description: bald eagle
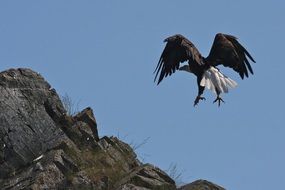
[[154, 33, 255, 106]]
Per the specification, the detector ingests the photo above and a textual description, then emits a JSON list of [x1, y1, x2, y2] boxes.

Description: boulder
[[178, 179, 226, 190]]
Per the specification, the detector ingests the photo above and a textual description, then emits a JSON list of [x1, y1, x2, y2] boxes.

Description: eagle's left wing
[[206, 33, 256, 79]]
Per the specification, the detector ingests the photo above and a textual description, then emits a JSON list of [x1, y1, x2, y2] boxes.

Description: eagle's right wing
[[154, 34, 203, 85]]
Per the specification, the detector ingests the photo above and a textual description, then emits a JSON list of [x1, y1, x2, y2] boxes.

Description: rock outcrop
[[0, 68, 226, 190], [178, 180, 225, 190]]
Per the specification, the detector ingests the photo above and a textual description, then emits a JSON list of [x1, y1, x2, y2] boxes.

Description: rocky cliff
[[0, 68, 225, 190]]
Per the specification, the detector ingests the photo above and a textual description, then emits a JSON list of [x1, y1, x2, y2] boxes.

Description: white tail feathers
[[200, 66, 237, 94]]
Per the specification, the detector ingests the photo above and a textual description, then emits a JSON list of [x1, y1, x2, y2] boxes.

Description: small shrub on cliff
[[61, 93, 80, 116]]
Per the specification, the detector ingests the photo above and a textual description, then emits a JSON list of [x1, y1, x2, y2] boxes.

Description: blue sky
[[0, 1, 284, 189]]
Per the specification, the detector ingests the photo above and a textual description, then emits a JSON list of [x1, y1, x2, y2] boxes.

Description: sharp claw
[[213, 96, 225, 107], [194, 96, 206, 107]]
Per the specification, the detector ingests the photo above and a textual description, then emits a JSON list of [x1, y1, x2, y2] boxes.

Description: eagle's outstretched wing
[[154, 34, 203, 85], [206, 33, 256, 79]]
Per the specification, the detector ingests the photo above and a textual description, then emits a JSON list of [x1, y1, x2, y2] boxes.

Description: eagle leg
[[194, 81, 206, 107], [194, 96, 206, 107], [213, 95, 225, 107]]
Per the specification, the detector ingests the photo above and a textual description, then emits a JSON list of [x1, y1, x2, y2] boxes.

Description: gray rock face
[[0, 68, 67, 178], [0, 68, 226, 190], [0, 68, 176, 190]]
